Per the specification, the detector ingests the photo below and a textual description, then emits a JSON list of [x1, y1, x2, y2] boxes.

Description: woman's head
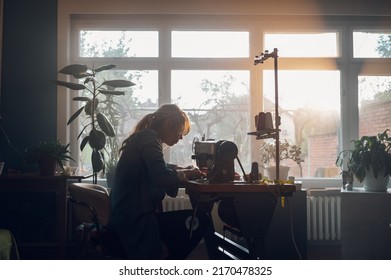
[[123, 104, 190, 148]]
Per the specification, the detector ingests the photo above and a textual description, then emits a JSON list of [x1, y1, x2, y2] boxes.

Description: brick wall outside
[[306, 100, 391, 177], [359, 100, 391, 137], [308, 133, 338, 177]]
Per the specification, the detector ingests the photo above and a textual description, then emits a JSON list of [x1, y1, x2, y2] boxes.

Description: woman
[[108, 104, 209, 259]]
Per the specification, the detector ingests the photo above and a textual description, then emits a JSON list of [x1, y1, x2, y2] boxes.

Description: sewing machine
[[191, 139, 238, 182]]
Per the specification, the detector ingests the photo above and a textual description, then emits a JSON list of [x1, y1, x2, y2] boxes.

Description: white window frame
[[58, 14, 391, 189]]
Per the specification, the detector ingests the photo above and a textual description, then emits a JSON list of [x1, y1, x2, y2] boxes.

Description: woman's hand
[[182, 168, 205, 180], [176, 166, 204, 181]]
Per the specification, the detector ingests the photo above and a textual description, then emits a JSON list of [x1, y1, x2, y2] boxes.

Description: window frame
[[61, 14, 391, 189]]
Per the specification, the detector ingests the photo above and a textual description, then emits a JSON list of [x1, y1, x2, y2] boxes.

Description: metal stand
[[253, 48, 280, 180]]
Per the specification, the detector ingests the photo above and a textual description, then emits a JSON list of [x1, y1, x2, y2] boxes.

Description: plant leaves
[[80, 136, 89, 151], [97, 112, 115, 137], [95, 64, 116, 73], [67, 106, 85, 125], [89, 129, 106, 150], [102, 79, 135, 88], [54, 80, 86, 90], [84, 99, 98, 115], [91, 149, 104, 173], [58, 64, 88, 75], [73, 96, 91, 102], [98, 89, 126, 96]]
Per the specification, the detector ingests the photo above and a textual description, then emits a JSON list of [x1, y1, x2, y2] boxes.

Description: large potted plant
[[55, 64, 135, 183], [335, 129, 391, 192], [24, 139, 74, 175], [259, 139, 303, 180]]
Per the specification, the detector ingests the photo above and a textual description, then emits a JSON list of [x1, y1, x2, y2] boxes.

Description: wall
[[1, 0, 391, 172], [0, 0, 57, 171]]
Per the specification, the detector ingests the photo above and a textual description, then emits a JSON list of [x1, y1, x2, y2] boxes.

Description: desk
[[183, 180, 296, 259], [0, 174, 86, 259]]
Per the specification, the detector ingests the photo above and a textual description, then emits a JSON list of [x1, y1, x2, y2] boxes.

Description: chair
[[0, 229, 20, 260], [68, 183, 125, 259]]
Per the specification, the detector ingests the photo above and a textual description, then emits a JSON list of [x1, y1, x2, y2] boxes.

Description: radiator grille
[[162, 195, 192, 211], [307, 192, 341, 242]]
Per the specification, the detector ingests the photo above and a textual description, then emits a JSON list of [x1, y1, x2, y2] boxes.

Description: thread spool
[[264, 112, 274, 129], [250, 162, 260, 181], [257, 112, 266, 131]]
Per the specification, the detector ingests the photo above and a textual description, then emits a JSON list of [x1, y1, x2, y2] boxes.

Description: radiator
[[162, 194, 192, 211], [306, 192, 341, 242]]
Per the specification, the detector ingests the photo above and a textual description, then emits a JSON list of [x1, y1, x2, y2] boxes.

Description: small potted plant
[[259, 139, 304, 179], [24, 139, 74, 175], [335, 129, 391, 191]]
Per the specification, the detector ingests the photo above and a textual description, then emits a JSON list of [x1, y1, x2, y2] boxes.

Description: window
[[353, 31, 391, 58], [172, 31, 249, 58], [65, 15, 391, 186], [262, 32, 340, 179], [264, 32, 339, 57], [79, 30, 159, 57], [171, 70, 250, 168], [359, 75, 391, 137]]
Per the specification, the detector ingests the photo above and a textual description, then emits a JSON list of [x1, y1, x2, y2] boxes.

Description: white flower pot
[[265, 165, 291, 180], [363, 166, 390, 192]]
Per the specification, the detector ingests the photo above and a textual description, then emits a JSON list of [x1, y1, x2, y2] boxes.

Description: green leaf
[[58, 64, 88, 75], [89, 129, 106, 150], [67, 106, 85, 125], [80, 136, 89, 151], [91, 149, 104, 173], [102, 79, 135, 88], [54, 80, 86, 90], [73, 96, 91, 102], [98, 89, 126, 96], [97, 112, 115, 137], [95, 64, 116, 73], [84, 99, 98, 115]]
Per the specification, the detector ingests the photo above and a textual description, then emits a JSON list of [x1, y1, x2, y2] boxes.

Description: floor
[[17, 241, 342, 260], [186, 241, 342, 260]]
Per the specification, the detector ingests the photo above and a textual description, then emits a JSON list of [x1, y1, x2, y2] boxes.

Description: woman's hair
[[120, 104, 190, 152]]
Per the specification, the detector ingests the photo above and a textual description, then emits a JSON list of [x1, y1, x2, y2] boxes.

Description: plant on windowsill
[[259, 139, 304, 180], [24, 139, 74, 175], [55, 64, 135, 183], [335, 129, 391, 192]]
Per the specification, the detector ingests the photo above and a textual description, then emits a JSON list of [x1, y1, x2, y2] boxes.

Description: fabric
[[0, 229, 20, 260], [108, 129, 181, 259]]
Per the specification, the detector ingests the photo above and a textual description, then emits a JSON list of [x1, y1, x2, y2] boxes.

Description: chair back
[[68, 183, 111, 227]]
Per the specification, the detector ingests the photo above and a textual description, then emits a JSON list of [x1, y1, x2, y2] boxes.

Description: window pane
[[172, 31, 249, 58], [171, 70, 251, 169], [79, 30, 158, 57], [263, 70, 340, 178], [359, 75, 391, 137], [264, 33, 338, 57], [353, 31, 391, 58]]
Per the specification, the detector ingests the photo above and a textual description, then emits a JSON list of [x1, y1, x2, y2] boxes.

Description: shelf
[[247, 129, 279, 140]]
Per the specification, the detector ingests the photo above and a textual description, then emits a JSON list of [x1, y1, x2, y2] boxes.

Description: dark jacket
[[108, 128, 179, 259]]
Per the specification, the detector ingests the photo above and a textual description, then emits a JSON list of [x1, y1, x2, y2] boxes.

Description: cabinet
[[0, 174, 85, 259], [341, 188, 391, 259]]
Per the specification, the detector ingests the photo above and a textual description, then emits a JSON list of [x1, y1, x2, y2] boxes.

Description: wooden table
[[182, 180, 296, 259], [0, 174, 87, 259]]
